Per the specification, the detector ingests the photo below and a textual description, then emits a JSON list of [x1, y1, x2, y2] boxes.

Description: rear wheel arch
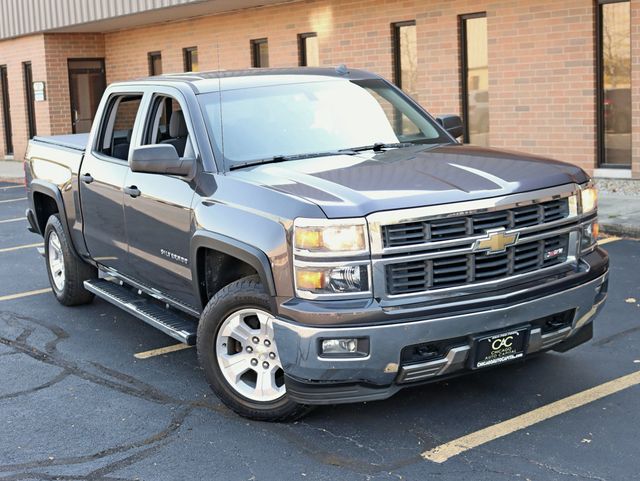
[[191, 231, 276, 309], [30, 180, 85, 260]]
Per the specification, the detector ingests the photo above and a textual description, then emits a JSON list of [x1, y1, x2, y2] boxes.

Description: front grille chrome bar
[[367, 184, 585, 300]]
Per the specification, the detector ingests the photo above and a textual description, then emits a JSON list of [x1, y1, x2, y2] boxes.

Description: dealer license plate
[[473, 327, 529, 369]]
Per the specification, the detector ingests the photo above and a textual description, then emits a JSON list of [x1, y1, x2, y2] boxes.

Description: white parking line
[[0, 242, 43, 253], [0, 288, 51, 302], [0, 197, 27, 204], [134, 343, 193, 359], [0, 185, 23, 190], [0, 217, 25, 224], [422, 370, 640, 463]]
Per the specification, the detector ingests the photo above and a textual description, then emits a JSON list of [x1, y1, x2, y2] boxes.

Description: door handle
[[80, 173, 94, 184], [124, 185, 141, 198]]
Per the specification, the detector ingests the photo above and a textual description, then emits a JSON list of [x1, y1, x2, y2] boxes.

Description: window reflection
[[462, 15, 489, 146], [600, 1, 631, 166]]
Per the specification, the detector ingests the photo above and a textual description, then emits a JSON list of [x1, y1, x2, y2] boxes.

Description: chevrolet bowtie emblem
[[473, 228, 519, 254]]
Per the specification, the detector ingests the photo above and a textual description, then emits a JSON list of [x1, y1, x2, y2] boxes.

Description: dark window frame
[[298, 32, 318, 67], [391, 20, 416, 90], [459, 12, 487, 144], [183, 47, 198, 72], [596, 0, 631, 168], [0, 65, 13, 155], [23, 62, 37, 139], [250, 38, 269, 68], [148, 51, 162, 76]]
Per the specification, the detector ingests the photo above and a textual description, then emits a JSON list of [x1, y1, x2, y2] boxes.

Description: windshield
[[199, 79, 452, 168]]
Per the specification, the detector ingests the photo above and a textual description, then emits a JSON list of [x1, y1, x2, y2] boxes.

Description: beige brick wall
[[0, 34, 48, 161], [44, 33, 105, 136], [0, 0, 638, 177]]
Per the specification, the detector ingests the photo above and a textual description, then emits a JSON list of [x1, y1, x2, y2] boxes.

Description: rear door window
[[95, 94, 143, 161]]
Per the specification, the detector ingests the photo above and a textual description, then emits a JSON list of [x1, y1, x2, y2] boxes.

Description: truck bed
[[32, 133, 89, 152]]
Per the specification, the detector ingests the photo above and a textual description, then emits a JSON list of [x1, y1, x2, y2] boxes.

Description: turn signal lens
[[295, 269, 325, 290], [581, 187, 597, 214]]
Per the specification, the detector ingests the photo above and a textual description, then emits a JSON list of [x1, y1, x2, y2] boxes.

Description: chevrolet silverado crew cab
[[25, 67, 609, 421]]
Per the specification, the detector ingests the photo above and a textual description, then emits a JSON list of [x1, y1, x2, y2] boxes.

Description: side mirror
[[130, 145, 193, 176], [436, 114, 464, 139]]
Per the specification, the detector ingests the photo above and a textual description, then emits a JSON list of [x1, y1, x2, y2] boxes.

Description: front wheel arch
[[190, 231, 276, 309]]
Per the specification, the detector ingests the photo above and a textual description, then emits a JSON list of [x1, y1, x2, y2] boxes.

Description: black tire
[[197, 275, 311, 422], [44, 214, 97, 306]]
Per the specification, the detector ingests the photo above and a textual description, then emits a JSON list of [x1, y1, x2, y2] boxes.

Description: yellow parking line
[[598, 236, 621, 245], [0, 288, 51, 302], [0, 197, 27, 204], [134, 343, 193, 359], [0, 217, 25, 224], [0, 242, 43, 253], [422, 370, 640, 463]]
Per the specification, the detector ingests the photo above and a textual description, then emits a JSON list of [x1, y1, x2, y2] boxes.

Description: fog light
[[320, 338, 370, 357]]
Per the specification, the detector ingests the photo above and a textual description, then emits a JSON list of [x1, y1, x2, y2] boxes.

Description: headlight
[[581, 186, 597, 214], [581, 220, 599, 251], [295, 264, 369, 295], [294, 218, 368, 255], [293, 218, 371, 298]]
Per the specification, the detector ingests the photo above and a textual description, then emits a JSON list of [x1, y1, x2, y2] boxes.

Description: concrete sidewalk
[[0, 160, 23, 183], [1, 158, 637, 237]]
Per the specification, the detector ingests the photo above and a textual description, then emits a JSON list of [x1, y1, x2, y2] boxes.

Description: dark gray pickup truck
[[25, 67, 609, 421]]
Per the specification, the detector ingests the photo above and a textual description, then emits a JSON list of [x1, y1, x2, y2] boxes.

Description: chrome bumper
[[273, 270, 608, 403]]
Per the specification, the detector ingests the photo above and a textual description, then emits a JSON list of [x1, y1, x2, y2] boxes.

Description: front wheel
[[196, 276, 311, 421]]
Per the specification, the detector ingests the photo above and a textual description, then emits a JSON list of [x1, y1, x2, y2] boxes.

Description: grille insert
[[386, 234, 570, 295], [383, 198, 570, 248]]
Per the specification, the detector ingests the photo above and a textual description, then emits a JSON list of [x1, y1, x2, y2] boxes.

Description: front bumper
[[273, 250, 609, 405]]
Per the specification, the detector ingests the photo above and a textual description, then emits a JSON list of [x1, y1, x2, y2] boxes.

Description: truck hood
[[233, 144, 588, 218]]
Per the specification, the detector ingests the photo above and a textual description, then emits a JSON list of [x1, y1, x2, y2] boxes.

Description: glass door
[[68, 59, 106, 134]]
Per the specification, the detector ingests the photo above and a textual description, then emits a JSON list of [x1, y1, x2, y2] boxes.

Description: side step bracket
[[84, 279, 197, 345]]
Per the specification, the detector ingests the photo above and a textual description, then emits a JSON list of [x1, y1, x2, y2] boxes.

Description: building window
[[460, 13, 489, 146], [183, 47, 199, 72], [251, 38, 269, 68], [0, 65, 13, 156], [298, 33, 319, 67], [23, 62, 37, 139], [392, 21, 417, 96], [148, 52, 162, 76], [597, 0, 631, 168]]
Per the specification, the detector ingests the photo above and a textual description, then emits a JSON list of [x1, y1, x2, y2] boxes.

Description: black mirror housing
[[436, 114, 464, 139], [130, 144, 193, 176]]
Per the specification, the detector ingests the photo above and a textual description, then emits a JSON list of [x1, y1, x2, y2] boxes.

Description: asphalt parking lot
[[1, 179, 639, 481]]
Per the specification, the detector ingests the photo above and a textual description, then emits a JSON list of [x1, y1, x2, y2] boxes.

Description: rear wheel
[[197, 276, 311, 421], [44, 215, 96, 306]]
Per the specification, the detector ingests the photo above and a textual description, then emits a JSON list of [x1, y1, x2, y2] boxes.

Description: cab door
[[79, 92, 144, 273], [122, 91, 199, 308]]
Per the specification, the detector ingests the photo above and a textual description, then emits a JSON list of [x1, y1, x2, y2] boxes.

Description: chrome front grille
[[367, 185, 582, 300], [385, 234, 570, 295], [383, 198, 569, 248]]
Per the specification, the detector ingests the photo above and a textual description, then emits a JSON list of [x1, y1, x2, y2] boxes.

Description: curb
[[600, 222, 640, 239], [0, 177, 24, 184]]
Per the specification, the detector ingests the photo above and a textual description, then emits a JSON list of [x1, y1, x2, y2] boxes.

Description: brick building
[[0, 0, 637, 179]]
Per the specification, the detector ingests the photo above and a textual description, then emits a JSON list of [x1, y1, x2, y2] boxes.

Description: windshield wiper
[[340, 142, 414, 153], [229, 150, 352, 170]]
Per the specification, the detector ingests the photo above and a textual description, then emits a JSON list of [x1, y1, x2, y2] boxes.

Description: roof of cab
[[114, 67, 381, 94]]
